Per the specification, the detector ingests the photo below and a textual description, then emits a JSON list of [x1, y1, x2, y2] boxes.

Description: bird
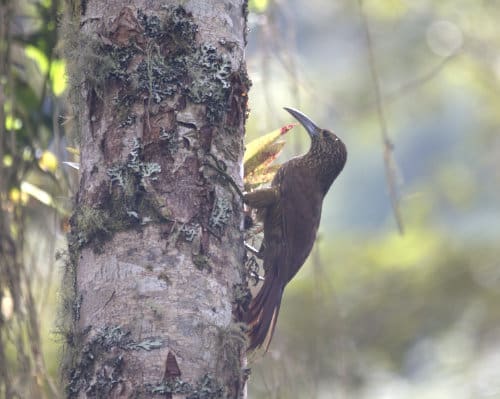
[[243, 107, 347, 351]]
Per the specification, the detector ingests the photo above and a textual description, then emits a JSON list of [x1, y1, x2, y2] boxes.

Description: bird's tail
[[243, 267, 284, 352]]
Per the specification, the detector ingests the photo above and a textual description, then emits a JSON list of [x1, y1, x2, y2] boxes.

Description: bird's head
[[284, 107, 347, 193]]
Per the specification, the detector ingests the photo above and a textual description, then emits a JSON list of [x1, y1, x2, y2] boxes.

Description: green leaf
[[244, 124, 295, 177], [250, 142, 286, 175], [245, 165, 280, 189]]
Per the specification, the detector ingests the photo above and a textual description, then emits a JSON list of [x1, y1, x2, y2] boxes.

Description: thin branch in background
[[357, 0, 404, 234], [385, 53, 458, 104], [274, 0, 302, 153]]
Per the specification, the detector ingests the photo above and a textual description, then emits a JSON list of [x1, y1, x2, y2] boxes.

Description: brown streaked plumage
[[243, 107, 347, 351]]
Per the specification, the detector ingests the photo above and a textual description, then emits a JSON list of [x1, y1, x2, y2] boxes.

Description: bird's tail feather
[[244, 268, 283, 352]]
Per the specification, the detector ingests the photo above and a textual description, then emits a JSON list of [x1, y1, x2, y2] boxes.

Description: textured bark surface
[[62, 1, 249, 397]]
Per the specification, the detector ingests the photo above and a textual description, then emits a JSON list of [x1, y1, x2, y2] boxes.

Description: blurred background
[[1, 0, 500, 398]]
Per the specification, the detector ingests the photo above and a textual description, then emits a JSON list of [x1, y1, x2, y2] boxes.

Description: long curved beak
[[283, 107, 320, 138]]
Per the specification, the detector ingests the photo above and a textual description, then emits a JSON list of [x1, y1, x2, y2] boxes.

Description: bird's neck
[[300, 147, 342, 196]]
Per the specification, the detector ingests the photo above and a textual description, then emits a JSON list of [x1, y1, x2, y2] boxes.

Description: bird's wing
[[277, 162, 323, 282]]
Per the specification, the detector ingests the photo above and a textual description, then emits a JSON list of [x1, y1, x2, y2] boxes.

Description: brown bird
[[243, 107, 347, 351]]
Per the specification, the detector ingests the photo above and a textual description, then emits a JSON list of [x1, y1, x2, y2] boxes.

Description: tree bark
[[61, 1, 250, 397]]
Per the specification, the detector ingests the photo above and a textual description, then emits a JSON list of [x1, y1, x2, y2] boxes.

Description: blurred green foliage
[[245, 0, 500, 398], [0, 0, 70, 397], [1, 0, 500, 398]]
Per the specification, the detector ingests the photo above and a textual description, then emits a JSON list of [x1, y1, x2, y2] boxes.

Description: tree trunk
[[61, 1, 250, 397]]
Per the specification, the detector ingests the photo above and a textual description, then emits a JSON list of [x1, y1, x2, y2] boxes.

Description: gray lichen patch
[[139, 6, 197, 46], [107, 137, 161, 190], [180, 223, 200, 242], [209, 196, 233, 236], [136, 7, 234, 123], [63, 4, 235, 142], [137, 52, 183, 104], [145, 373, 224, 399], [186, 43, 233, 123], [66, 326, 164, 398], [119, 114, 137, 128], [132, 22, 233, 122]]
